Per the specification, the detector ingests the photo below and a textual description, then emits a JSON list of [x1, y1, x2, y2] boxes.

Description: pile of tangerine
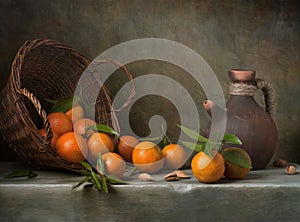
[[39, 104, 188, 178]]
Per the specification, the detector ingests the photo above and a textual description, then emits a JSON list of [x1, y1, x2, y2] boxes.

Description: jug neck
[[229, 82, 258, 97], [229, 69, 256, 84], [228, 69, 258, 97]]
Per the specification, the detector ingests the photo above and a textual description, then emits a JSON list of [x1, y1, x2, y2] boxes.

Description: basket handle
[[16, 88, 52, 151], [88, 59, 136, 112]]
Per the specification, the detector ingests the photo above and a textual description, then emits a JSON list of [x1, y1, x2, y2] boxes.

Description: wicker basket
[[0, 39, 134, 173]]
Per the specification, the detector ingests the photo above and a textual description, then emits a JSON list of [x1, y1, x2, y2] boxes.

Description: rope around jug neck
[[229, 78, 276, 118]]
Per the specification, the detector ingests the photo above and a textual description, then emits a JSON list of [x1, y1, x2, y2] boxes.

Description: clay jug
[[203, 69, 278, 170]]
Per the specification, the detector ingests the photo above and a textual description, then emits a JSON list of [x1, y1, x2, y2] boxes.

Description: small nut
[[164, 170, 190, 181], [286, 165, 296, 175], [273, 159, 287, 167], [164, 172, 179, 181], [174, 170, 190, 179], [138, 173, 154, 182], [165, 175, 179, 182]]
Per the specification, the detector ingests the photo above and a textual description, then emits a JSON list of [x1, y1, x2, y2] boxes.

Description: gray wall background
[[0, 0, 299, 163]]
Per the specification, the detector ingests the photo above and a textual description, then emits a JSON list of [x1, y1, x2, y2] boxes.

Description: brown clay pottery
[[203, 69, 278, 170]]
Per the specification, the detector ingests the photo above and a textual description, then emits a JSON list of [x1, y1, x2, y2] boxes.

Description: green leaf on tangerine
[[48, 95, 80, 113], [203, 141, 217, 157], [87, 124, 119, 136], [181, 141, 204, 152], [222, 134, 242, 145], [220, 149, 252, 169], [177, 125, 208, 143]]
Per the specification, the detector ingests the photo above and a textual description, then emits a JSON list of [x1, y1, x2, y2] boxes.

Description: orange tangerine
[[191, 151, 225, 183], [132, 141, 164, 173], [65, 104, 85, 123], [162, 144, 187, 170], [47, 112, 72, 136], [87, 132, 114, 163], [101, 152, 126, 178], [73, 118, 97, 138], [222, 147, 252, 179], [56, 132, 88, 163], [118, 135, 139, 163]]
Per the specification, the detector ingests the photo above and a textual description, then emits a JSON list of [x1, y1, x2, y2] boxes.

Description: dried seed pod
[[138, 173, 155, 182], [286, 165, 296, 175], [174, 170, 190, 179], [273, 159, 287, 167]]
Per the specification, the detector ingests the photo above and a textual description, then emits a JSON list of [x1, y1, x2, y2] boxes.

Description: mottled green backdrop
[[0, 0, 299, 163]]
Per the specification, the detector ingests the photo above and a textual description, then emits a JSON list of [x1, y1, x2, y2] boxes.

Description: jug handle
[[255, 78, 276, 118]]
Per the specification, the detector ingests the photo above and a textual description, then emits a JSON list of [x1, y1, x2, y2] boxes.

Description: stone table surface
[[0, 162, 299, 222]]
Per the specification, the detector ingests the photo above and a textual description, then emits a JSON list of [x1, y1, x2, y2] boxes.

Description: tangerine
[[65, 104, 85, 123], [162, 144, 187, 170], [222, 147, 252, 179], [73, 118, 97, 138], [87, 132, 114, 164], [56, 132, 88, 163], [191, 151, 225, 183], [47, 112, 72, 136], [132, 141, 164, 173], [118, 135, 139, 163], [101, 152, 126, 178], [39, 128, 59, 148]]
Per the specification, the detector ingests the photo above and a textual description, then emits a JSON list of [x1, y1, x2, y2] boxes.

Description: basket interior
[[20, 45, 85, 125]]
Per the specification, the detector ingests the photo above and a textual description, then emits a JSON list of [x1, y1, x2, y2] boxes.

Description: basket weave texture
[[0, 39, 132, 173]]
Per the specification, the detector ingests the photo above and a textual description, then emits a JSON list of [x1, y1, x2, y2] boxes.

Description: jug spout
[[203, 100, 225, 119]]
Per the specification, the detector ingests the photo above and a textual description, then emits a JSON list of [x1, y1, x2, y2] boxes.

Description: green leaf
[[206, 138, 223, 156], [161, 136, 168, 148], [106, 175, 128, 184], [91, 171, 101, 190], [213, 130, 219, 141], [4, 170, 37, 179], [178, 125, 208, 143], [181, 141, 205, 152], [222, 134, 242, 145], [101, 176, 109, 193], [79, 161, 93, 171], [72, 176, 91, 189], [80, 169, 91, 177], [220, 149, 252, 169], [44, 98, 59, 104], [203, 142, 215, 157], [97, 153, 105, 175], [161, 125, 172, 145], [48, 95, 80, 113], [28, 171, 38, 179], [87, 124, 119, 136], [140, 136, 162, 141]]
